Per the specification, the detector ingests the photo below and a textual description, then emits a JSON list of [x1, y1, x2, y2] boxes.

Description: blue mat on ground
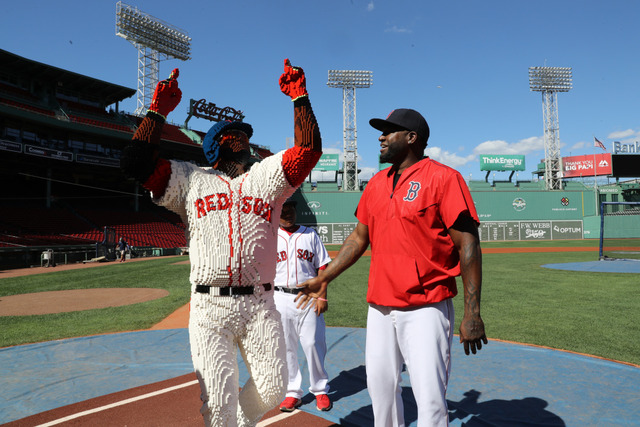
[[543, 259, 640, 273], [1, 327, 639, 426]]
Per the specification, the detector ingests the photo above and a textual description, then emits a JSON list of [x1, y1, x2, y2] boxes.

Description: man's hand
[[314, 298, 328, 316], [149, 68, 182, 118], [294, 275, 327, 310], [279, 58, 308, 101], [459, 313, 487, 355]]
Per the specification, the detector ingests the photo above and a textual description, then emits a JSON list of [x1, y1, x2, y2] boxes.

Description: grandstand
[[0, 49, 271, 270], [2, 49, 640, 269]]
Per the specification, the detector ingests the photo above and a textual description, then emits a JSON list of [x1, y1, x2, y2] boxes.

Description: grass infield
[[1, 241, 639, 366]]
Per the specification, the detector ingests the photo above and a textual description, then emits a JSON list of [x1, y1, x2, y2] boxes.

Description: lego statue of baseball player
[[120, 59, 322, 427], [274, 199, 332, 412]]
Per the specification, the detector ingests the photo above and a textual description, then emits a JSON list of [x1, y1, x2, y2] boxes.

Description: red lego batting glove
[[148, 68, 182, 119], [279, 59, 308, 101]]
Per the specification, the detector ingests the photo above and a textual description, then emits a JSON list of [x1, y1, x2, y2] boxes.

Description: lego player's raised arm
[[120, 69, 182, 198], [279, 59, 322, 187]]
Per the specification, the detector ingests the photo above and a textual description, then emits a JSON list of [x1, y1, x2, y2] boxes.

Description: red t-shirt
[[356, 158, 479, 308]]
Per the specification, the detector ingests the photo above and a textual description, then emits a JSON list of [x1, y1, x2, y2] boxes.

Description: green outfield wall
[[290, 180, 618, 243]]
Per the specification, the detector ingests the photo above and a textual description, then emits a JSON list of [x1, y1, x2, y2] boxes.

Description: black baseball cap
[[369, 108, 430, 142]]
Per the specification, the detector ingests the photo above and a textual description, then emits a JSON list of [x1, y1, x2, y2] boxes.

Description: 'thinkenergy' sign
[[479, 154, 526, 171]]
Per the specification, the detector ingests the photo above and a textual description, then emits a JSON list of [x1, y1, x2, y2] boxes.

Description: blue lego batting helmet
[[202, 120, 253, 166]]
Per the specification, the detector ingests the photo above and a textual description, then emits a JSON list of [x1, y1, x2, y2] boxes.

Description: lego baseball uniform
[[274, 224, 331, 405], [120, 61, 322, 427]]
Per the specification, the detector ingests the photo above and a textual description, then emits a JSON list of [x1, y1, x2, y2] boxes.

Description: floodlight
[[115, 1, 192, 115], [327, 70, 373, 88], [327, 69, 373, 192], [529, 66, 573, 190], [529, 67, 572, 92], [116, 2, 191, 60]]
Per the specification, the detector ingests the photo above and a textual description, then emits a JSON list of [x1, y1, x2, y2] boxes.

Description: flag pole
[[593, 136, 598, 215]]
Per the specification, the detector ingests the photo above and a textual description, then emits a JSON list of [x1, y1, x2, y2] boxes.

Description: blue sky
[[3, 0, 639, 182]]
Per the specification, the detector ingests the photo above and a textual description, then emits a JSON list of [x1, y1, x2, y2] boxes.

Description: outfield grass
[[1, 246, 639, 366], [0, 258, 191, 347]]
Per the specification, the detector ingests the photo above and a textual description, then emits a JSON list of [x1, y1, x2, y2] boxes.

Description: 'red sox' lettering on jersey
[[276, 250, 287, 263], [194, 193, 231, 217], [274, 226, 330, 288], [154, 152, 295, 287], [194, 193, 273, 221], [296, 249, 315, 263], [276, 248, 316, 264]]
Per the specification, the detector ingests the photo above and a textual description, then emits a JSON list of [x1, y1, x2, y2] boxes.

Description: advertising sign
[[562, 153, 612, 178], [24, 144, 73, 162], [76, 154, 120, 168], [0, 140, 22, 153], [478, 220, 583, 241], [310, 223, 357, 244], [480, 155, 525, 171], [314, 154, 340, 171], [613, 141, 640, 154], [184, 98, 244, 126], [611, 154, 640, 177]]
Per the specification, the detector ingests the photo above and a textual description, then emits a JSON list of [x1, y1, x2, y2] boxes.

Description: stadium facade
[[1, 50, 639, 270]]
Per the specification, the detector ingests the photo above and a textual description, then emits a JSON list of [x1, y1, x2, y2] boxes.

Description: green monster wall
[[291, 181, 606, 243]]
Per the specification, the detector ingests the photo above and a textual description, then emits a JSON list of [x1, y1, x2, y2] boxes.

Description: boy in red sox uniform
[[273, 199, 332, 412], [296, 108, 487, 427], [121, 60, 322, 427]]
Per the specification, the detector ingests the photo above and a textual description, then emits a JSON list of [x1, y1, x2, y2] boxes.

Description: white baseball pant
[[189, 289, 287, 427], [366, 299, 454, 427], [274, 290, 330, 398]]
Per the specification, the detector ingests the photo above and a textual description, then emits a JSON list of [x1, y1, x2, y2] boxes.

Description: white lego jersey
[[154, 151, 295, 287], [274, 226, 331, 288]]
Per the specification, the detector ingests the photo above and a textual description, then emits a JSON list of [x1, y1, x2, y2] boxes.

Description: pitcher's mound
[[0, 288, 169, 316]]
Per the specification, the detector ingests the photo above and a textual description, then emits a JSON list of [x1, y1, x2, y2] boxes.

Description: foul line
[[35, 380, 199, 427], [36, 379, 301, 427], [257, 410, 299, 426]]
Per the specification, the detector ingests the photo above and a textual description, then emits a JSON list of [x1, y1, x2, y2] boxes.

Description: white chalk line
[[35, 379, 300, 427]]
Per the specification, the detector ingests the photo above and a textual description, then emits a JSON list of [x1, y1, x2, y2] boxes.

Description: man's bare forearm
[[449, 217, 482, 316], [459, 235, 482, 316], [321, 222, 369, 283]]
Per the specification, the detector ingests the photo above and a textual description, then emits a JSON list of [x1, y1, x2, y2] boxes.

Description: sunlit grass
[[1, 248, 639, 366]]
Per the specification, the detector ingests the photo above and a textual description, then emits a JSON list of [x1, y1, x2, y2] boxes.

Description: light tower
[[116, 1, 191, 116], [529, 66, 572, 190], [327, 69, 373, 192]]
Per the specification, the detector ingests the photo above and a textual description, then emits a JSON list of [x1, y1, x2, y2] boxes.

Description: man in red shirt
[[297, 108, 486, 426]]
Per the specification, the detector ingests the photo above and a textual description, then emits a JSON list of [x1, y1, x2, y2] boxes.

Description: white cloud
[[385, 25, 412, 33], [607, 129, 640, 144], [358, 166, 378, 181], [322, 147, 343, 157], [570, 141, 586, 150], [608, 129, 636, 140], [472, 136, 545, 155], [425, 146, 476, 169], [367, 1, 374, 12], [423, 136, 547, 171]]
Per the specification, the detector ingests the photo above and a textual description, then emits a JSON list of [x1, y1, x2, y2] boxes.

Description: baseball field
[[1, 240, 639, 367]]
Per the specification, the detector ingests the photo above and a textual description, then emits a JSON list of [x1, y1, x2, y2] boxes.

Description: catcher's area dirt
[[0, 248, 591, 319]]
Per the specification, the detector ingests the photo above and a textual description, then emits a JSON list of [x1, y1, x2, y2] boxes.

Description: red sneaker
[[316, 394, 332, 411], [279, 397, 302, 412]]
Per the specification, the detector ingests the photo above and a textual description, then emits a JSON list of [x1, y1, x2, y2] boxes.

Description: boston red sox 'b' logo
[[403, 181, 421, 202]]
